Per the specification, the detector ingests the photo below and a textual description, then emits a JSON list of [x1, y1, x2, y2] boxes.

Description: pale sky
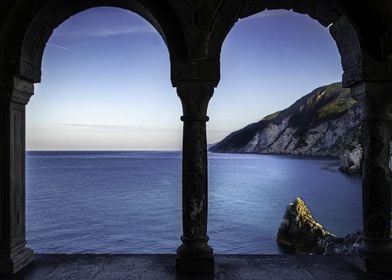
[[26, 8, 342, 150]]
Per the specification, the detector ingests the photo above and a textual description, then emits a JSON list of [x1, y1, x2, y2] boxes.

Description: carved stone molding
[[177, 81, 214, 118], [172, 60, 220, 87], [352, 82, 392, 121], [0, 76, 34, 105]]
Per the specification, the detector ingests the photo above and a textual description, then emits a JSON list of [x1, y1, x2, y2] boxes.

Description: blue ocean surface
[[26, 151, 362, 254]]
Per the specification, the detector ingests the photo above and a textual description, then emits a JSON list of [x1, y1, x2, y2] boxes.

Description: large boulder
[[277, 197, 362, 255]]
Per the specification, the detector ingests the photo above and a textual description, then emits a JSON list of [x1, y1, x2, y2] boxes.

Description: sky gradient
[[27, 8, 342, 150]]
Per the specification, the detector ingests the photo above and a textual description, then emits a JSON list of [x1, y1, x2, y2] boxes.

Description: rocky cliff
[[209, 83, 363, 173]]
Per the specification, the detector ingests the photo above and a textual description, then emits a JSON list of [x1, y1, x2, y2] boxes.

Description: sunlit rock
[[277, 197, 362, 255], [277, 197, 334, 253]]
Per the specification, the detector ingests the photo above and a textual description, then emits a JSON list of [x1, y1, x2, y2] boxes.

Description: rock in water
[[277, 197, 335, 254], [277, 197, 362, 255]]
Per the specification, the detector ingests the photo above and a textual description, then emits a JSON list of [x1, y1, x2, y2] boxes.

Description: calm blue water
[[26, 151, 362, 254]]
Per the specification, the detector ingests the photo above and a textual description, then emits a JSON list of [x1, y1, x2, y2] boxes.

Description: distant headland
[[209, 82, 366, 174]]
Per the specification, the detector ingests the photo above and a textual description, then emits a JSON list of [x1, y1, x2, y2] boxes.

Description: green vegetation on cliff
[[316, 84, 357, 119], [209, 82, 362, 172]]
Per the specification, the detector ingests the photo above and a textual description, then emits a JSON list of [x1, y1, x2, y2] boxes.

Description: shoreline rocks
[[277, 197, 362, 255]]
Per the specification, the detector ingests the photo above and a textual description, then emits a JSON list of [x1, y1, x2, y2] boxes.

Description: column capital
[[176, 81, 214, 121], [351, 81, 392, 121], [171, 60, 220, 87], [0, 76, 34, 105], [342, 60, 392, 87], [351, 81, 392, 96]]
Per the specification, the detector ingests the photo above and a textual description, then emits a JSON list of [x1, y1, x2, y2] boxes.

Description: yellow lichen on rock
[[291, 197, 333, 238], [277, 197, 335, 254]]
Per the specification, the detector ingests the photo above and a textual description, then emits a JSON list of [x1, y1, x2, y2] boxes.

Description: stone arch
[[238, 0, 392, 64], [205, 1, 392, 274], [0, 0, 187, 83], [206, 0, 363, 87], [240, 0, 344, 27]]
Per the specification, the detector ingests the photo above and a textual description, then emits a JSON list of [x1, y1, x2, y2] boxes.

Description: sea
[[26, 151, 362, 254]]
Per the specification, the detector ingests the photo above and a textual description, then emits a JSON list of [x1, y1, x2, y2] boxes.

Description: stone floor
[[2, 254, 390, 280]]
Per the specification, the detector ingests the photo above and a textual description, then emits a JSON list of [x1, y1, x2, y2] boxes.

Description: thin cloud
[[88, 25, 155, 37], [46, 42, 81, 54], [45, 42, 120, 69], [58, 123, 230, 135], [56, 123, 180, 134], [56, 24, 155, 39]]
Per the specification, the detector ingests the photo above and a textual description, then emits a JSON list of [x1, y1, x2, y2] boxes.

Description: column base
[[353, 239, 392, 275], [176, 256, 214, 273], [176, 242, 214, 273], [0, 245, 33, 274]]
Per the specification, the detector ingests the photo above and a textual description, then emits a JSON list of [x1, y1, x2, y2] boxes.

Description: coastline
[[208, 150, 340, 161]]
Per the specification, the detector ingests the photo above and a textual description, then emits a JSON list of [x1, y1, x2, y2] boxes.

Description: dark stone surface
[[2, 0, 392, 276], [0, 76, 34, 274], [176, 256, 214, 273], [1, 254, 390, 279], [352, 82, 392, 273], [176, 82, 214, 272]]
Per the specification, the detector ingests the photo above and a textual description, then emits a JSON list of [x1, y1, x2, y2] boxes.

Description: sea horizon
[[26, 149, 183, 152], [25, 149, 346, 156], [26, 151, 361, 254]]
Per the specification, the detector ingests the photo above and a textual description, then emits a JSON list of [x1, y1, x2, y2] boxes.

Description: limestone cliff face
[[209, 83, 363, 172]]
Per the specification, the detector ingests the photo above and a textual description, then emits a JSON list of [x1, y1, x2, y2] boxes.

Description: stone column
[[353, 81, 392, 274], [0, 76, 34, 274], [176, 81, 214, 273]]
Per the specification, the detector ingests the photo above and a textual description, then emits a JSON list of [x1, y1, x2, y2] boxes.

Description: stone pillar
[[176, 81, 214, 273], [0, 76, 34, 274], [353, 81, 392, 274]]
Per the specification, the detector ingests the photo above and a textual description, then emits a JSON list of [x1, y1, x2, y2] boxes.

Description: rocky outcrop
[[277, 198, 362, 255], [277, 197, 335, 254], [209, 83, 365, 173], [321, 232, 362, 255]]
